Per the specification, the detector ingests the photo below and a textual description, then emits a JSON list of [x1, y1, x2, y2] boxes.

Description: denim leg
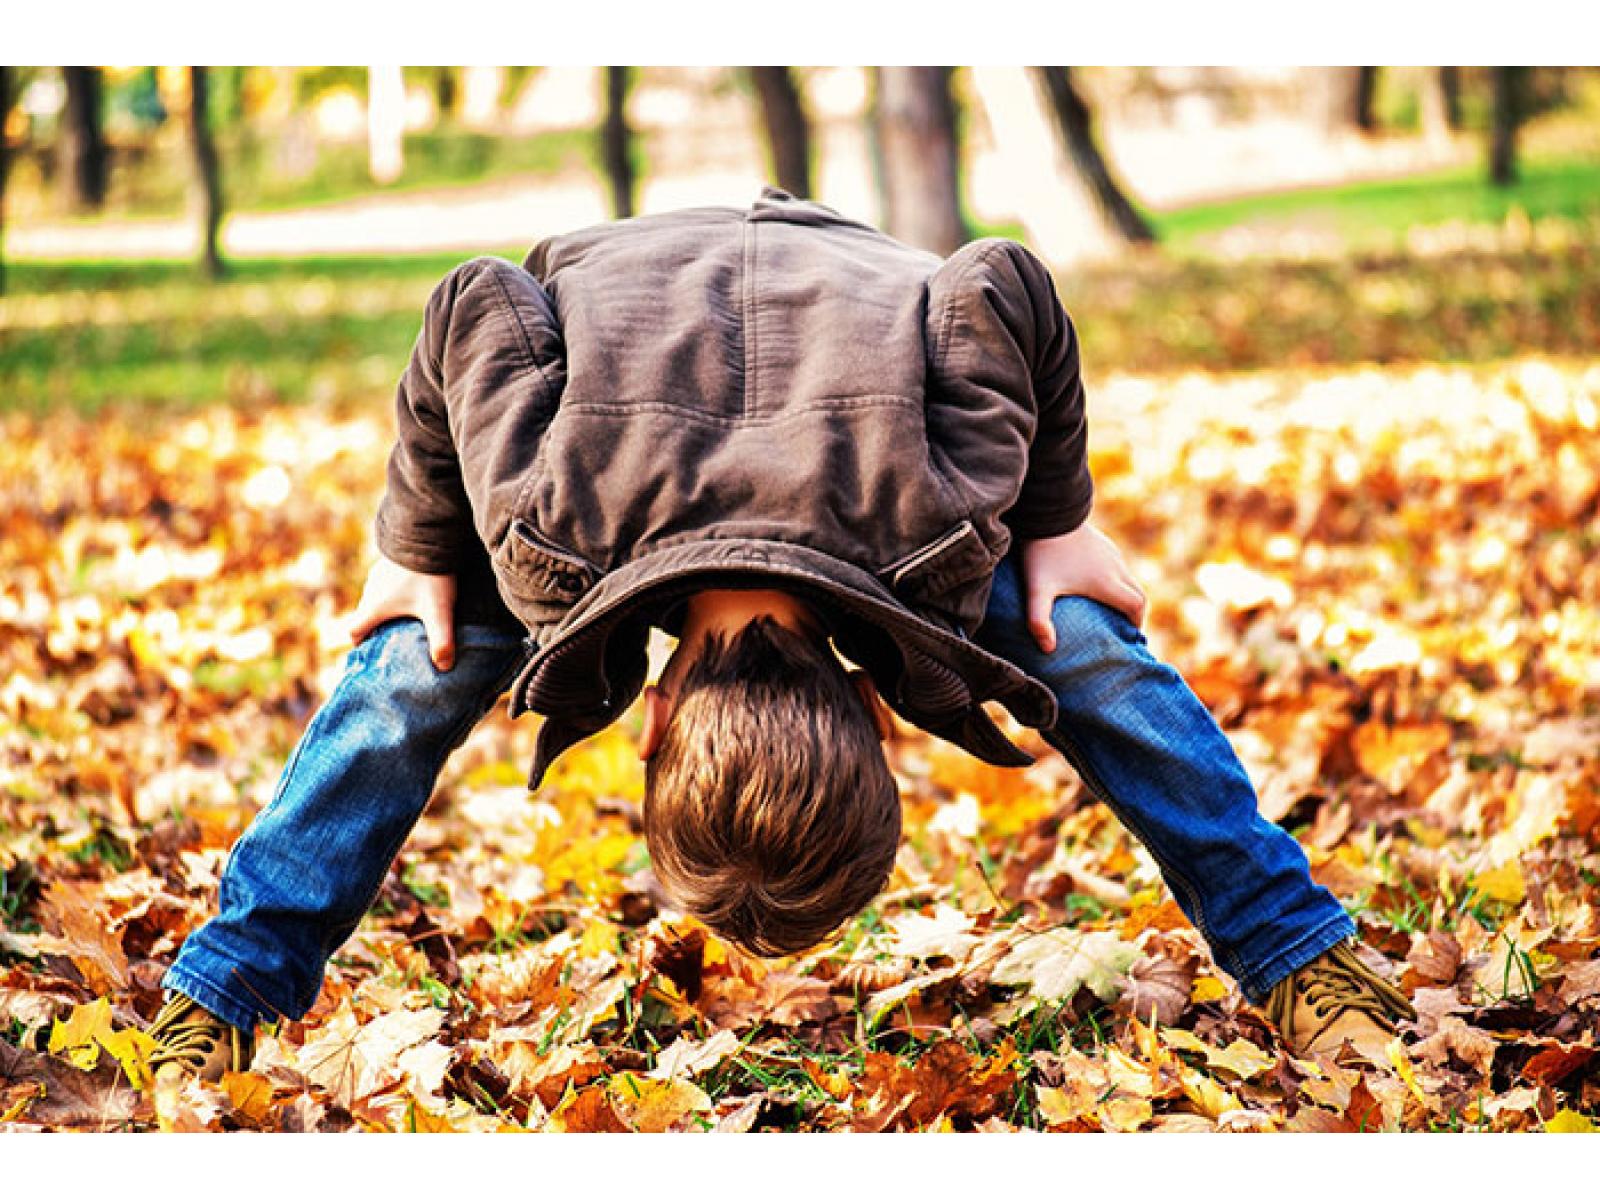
[[973, 550, 1354, 1002], [162, 618, 530, 1031]]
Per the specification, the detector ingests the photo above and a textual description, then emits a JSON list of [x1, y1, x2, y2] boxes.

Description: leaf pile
[[1, 359, 1598, 1132]]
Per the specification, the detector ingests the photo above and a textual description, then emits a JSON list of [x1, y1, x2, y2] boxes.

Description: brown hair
[[642, 614, 902, 957]]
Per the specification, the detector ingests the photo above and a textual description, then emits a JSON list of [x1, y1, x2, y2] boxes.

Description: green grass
[[1154, 154, 1600, 254], [0, 250, 524, 414]]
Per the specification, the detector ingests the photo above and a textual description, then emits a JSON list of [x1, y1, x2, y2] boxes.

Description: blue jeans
[[164, 551, 1352, 1029]]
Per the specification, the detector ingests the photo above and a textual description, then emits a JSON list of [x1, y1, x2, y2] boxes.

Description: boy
[[146, 186, 1411, 1082]]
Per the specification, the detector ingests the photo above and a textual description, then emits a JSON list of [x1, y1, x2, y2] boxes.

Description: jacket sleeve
[[373, 257, 561, 574], [985, 241, 1094, 541], [926, 238, 1094, 545]]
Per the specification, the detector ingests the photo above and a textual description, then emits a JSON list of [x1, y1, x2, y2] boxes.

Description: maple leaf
[[991, 928, 1138, 1005], [648, 1030, 742, 1082], [293, 1004, 444, 1108], [882, 904, 980, 961], [856, 1041, 1018, 1131], [1114, 949, 1197, 1027], [34, 880, 129, 992]]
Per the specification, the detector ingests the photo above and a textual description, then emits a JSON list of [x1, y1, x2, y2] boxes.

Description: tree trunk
[[58, 66, 108, 212], [1030, 66, 1154, 245], [1490, 66, 1527, 187], [367, 65, 405, 184], [187, 67, 225, 279], [1, 66, 12, 294], [1352, 66, 1379, 133], [1440, 66, 1462, 128], [747, 66, 812, 198], [601, 66, 636, 219], [868, 66, 967, 255]]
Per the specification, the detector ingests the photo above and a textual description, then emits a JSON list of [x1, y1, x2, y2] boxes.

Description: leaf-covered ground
[[1, 358, 1597, 1132]]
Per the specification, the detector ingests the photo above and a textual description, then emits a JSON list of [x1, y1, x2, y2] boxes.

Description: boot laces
[[147, 997, 231, 1071], [1267, 941, 1415, 1036]]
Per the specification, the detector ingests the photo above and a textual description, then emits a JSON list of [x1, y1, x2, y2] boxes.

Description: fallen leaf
[[991, 928, 1137, 1005], [607, 1072, 711, 1132]]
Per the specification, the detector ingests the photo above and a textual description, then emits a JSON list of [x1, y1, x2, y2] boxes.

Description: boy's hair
[[642, 614, 902, 957]]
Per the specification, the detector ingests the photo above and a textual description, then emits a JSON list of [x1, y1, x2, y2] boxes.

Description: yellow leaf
[[1474, 860, 1526, 906], [1180, 1066, 1241, 1120], [1102, 1093, 1154, 1132], [47, 997, 114, 1071], [606, 1072, 711, 1132], [97, 1026, 157, 1092], [405, 1099, 457, 1132], [577, 919, 622, 959], [1386, 1040, 1427, 1107], [1190, 975, 1229, 1003], [222, 1071, 275, 1124], [1545, 1109, 1598, 1133]]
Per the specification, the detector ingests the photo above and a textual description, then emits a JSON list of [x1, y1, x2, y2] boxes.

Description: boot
[[146, 992, 256, 1082], [1264, 939, 1415, 1060]]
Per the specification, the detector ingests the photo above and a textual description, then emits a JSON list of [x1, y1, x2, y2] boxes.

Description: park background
[[0, 65, 1597, 1132]]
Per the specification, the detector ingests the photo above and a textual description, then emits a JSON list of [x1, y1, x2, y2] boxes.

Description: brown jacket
[[374, 185, 1093, 787]]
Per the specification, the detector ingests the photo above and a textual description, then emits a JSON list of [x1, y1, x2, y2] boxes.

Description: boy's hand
[[1019, 522, 1146, 652], [345, 553, 458, 671]]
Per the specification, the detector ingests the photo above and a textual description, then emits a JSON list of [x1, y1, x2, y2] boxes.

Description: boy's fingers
[[344, 605, 381, 646], [1026, 585, 1058, 654], [421, 600, 456, 671]]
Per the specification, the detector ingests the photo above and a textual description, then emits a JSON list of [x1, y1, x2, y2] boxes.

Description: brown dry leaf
[[1115, 950, 1198, 1027], [0, 1039, 147, 1129], [1558, 960, 1600, 1006], [857, 1041, 1018, 1130], [545, 1084, 630, 1133], [34, 880, 129, 991]]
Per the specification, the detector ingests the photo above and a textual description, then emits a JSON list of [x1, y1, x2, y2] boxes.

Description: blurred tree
[[1030, 66, 1154, 245], [867, 66, 967, 255], [188, 67, 225, 279], [418, 66, 459, 122], [58, 66, 108, 213], [1490, 66, 1528, 186], [1440, 66, 1462, 128], [1, 65, 10, 294], [601, 66, 636, 219], [747, 67, 813, 198], [368, 66, 406, 184], [1353, 67, 1379, 132]]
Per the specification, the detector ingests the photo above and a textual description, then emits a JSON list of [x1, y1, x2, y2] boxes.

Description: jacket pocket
[[876, 519, 995, 611], [493, 518, 601, 616]]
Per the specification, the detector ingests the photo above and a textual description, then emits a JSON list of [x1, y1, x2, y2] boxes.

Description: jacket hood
[[509, 535, 1058, 789]]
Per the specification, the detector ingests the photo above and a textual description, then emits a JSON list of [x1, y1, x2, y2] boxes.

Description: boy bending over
[[145, 187, 1411, 1081]]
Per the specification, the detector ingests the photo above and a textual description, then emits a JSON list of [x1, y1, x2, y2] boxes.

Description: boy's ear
[[849, 669, 894, 742], [639, 684, 674, 760]]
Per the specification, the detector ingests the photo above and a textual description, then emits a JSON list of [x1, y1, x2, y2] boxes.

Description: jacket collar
[[507, 537, 1057, 789]]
